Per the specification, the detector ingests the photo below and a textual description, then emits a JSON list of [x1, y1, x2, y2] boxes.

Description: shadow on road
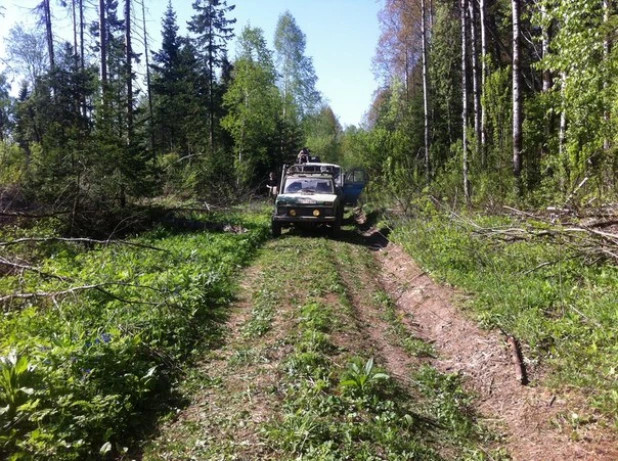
[[277, 208, 391, 251]]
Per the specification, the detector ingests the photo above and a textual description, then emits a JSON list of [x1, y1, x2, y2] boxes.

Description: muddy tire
[[271, 220, 282, 237]]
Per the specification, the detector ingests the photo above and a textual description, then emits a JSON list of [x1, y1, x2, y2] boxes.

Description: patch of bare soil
[[374, 236, 618, 461]]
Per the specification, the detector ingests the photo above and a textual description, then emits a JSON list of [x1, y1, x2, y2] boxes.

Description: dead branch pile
[[463, 206, 618, 263]]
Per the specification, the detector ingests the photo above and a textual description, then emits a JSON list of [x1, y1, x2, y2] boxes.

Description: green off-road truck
[[271, 163, 367, 237]]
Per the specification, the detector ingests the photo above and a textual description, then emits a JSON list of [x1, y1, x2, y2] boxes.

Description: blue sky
[[0, 0, 383, 127]]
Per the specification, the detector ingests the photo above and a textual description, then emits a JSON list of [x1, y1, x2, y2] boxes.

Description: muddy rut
[[373, 231, 618, 461]]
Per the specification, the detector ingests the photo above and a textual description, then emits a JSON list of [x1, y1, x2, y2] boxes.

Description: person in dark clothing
[[297, 147, 309, 164], [266, 171, 279, 199]]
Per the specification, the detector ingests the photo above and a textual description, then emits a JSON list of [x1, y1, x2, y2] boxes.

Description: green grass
[[256, 236, 503, 460], [392, 211, 618, 425], [0, 210, 270, 460]]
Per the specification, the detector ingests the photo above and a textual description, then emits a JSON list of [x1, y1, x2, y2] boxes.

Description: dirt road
[[142, 222, 618, 460]]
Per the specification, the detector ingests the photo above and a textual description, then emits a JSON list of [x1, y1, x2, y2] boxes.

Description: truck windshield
[[284, 178, 333, 194]]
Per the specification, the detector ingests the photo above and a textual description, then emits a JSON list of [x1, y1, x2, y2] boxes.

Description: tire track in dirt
[[371, 231, 618, 461], [143, 263, 291, 460], [331, 241, 421, 387]]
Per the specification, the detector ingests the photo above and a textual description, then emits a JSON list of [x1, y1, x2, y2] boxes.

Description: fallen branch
[[502, 205, 536, 219], [0, 210, 71, 218], [507, 335, 528, 385], [0, 237, 169, 253], [0, 282, 165, 307], [0, 257, 69, 281], [564, 176, 589, 206]]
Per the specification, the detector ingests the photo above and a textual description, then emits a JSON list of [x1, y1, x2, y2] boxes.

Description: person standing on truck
[[297, 147, 309, 164], [266, 171, 279, 199]]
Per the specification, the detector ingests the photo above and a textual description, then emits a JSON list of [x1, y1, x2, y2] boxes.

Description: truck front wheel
[[331, 208, 343, 237]]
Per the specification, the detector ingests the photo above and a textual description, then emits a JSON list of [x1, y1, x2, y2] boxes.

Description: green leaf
[[14, 355, 28, 375], [99, 442, 112, 455]]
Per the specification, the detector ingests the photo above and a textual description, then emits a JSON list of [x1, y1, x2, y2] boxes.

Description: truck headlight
[[313, 209, 320, 217], [289, 209, 297, 216]]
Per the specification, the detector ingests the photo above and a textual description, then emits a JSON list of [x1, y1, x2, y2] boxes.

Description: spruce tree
[[188, 0, 236, 152]]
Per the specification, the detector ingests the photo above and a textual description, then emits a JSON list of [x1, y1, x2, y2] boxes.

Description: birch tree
[[512, 0, 523, 191], [422, 0, 430, 181], [461, 0, 470, 202]]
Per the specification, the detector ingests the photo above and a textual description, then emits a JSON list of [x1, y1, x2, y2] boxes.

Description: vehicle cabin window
[[284, 178, 333, 194]]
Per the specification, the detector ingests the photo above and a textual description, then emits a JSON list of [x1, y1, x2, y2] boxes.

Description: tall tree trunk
[[71, 0, 78, 67], [71, 0, 79, 122], [208, 35, 215, 153], [422, 0, 430, 182], [469, 0, 481, 161], [541, 3, 552, 92], [541, 2, 552, 160], [79, 0, 85, 70], [559, 71, 567, 191], [79, 0, 87, 117], [99, 0, 107, 90], [462, 0, 470, 203], [512, 0, 523, 192], [480, 0, 488, 166], [142, 0, 154, 152], [43, 0, 55, 69], [125, 0, 133, 142], [603, 0, 611, 151]]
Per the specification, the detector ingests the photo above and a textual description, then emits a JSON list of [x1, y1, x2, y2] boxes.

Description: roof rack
[[286, 164, 338, 176]]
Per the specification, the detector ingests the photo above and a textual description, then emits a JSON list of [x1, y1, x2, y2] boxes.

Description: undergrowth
[[0, 210, 270, 460], [392, 209, 618, 426]]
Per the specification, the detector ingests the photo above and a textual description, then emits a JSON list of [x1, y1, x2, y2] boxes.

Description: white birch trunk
[[422, 0, 430, 181], [480, 0, 487, 165], [512, 0, 522, 185], [462, 0, 470, 202]]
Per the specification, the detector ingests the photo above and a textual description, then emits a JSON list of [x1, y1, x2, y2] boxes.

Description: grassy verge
[[0, 209, 270, 460], [392, 210, 618, 426]]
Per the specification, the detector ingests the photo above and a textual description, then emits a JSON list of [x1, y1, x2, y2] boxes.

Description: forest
[[2, 0, 618, 459], [0, 0, 616, 210]]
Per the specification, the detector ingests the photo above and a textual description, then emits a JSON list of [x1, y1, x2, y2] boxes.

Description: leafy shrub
[[0, 212, 270, 459]]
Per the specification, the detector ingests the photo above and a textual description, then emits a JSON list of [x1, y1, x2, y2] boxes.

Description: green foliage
[[393, 210, 618, 424], [339, 357, 389, 397], [0, 212, 270, 459], [222, 26, 283, 187], [304, 106, 343, 164]]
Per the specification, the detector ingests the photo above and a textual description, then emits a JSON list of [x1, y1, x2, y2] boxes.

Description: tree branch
[[0, 281, 165, 307], [0, 237, 169, 253]]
